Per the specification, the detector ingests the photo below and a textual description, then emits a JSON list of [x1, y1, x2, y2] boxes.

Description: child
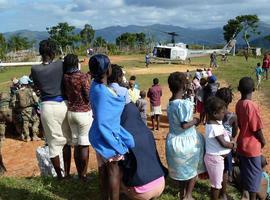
[[128, 78, 140, 104], [88, 54, 135, 200], [186, 69, 193, 80], [204, 96, 235, 200], [203, 75, 219, 103], [136, 91, 147, 125], [145, 53, 150, 67], [166, 72, 205, 199], [255, 62, 264, 90], [147, 78, 162, 130], [201, 68, 208, 78], [236, 77, 266, 200], [129, 75, 139, 89], [257, 156, 270, 200], [184, 81, 195, 103], [207, 68, 212, 77], [196, 78, 207, 123], [216, 87, 238, 199]]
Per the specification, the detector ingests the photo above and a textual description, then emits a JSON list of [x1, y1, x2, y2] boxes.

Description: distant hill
[[3, 22, 270, 49]]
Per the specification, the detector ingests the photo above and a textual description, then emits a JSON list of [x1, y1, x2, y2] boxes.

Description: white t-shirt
[[205, 121, 231, 155]]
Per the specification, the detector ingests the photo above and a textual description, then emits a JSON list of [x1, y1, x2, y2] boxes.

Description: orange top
[[236, 99, 263, 157]]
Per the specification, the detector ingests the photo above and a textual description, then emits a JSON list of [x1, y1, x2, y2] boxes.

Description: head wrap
[[89, 54, 110, 79]]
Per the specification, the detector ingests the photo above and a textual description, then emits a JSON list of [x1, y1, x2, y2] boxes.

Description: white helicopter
[[151, 32, 236, 62]]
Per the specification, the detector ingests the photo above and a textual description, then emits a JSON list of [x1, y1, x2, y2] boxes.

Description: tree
[[116, 32, 145, 49], [223, 15, 260, 48], [135, 33, 146, 48], [0, 33, 7, 59], [46, 22, 79, 52], [80, 24, 95, 46], [7, 35, 32, 51], [93, 36, 107, 47]]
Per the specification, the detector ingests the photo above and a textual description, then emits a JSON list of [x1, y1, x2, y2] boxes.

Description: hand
[[193, 117, 200, 126], [231, 141, 237, 151], [261, 140, 266, 149]]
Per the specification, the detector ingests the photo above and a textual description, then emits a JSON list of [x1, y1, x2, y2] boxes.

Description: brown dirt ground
[[2, 63, 270, 177]]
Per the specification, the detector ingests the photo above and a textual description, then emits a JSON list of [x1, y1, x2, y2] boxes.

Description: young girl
[[88, 54, 135, 200], [166, 72, 205, 200], [215, 87, 238, 199], [196, 78, 207, 123], [204, 96, 235, 200]]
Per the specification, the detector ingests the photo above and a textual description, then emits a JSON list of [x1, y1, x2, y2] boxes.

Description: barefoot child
[[166, 72, 205, 199], [216, 87, 238, 199], [236, 77, 266, 200], [204, 96, 235, 200], [89, 54, 135, 200], [136, 91, 147, 125], [147, 78, 162, 130], [255, 63, 263, 90]]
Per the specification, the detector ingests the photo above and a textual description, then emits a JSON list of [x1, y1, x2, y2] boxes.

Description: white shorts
[[40, 101, 72, 158], [67, 110, 92, 146], [150, 105, 162, 116]]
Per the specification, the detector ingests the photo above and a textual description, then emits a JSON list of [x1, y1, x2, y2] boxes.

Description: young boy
[[136, 91, 147, 125], [255, 62, 264, 90], [236, 77, 266, 200], [147, 78, 162, 130]]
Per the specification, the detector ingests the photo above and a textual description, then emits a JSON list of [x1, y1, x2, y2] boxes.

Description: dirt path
[[2, 65, 270, 177]]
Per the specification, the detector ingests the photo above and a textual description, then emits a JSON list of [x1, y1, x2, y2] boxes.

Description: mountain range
[[3, 22, 270, 49]]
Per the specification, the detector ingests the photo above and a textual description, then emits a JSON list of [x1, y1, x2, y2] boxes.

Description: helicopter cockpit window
[[156, 47, 171, 59]]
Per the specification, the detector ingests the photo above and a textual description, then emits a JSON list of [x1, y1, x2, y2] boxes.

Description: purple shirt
[[147, 84, 162, 106]]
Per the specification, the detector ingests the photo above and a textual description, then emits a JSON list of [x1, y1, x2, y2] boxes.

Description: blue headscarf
[[89, 54, 110, 81]]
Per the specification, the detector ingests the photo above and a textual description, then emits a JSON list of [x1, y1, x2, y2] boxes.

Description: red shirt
[[235, 99, 263, 157], [147, 84, 162, 106], [63, 71, 91, 112], [262, 57, 270, 69]]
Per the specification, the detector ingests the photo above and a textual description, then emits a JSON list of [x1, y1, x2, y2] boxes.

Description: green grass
[[0, 175, 240, 200]]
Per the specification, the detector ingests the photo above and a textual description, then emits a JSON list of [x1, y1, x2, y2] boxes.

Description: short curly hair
[[168, 72, 187, 94], [216, 87, 233, 107], [238, 77, 254, 95], [205, 96, 226, 116]]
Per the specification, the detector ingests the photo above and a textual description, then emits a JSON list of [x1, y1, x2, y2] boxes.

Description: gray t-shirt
[[31, 60, 64, 100], [136, 98, 147, 119]]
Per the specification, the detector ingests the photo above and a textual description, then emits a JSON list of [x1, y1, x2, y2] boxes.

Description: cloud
[[71, 0, 124, 11], [123, 0, 246, 9], [1, 0, 270, 32], [0, 0, 12, 10]]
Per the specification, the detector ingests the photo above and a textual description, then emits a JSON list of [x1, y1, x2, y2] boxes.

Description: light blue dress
[[166, 99, 205, 181]]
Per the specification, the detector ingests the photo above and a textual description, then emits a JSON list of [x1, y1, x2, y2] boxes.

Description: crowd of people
[[0, 39, 269, 200]]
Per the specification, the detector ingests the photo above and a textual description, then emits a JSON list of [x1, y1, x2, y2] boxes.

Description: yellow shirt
[[128, 88, 140, 103]]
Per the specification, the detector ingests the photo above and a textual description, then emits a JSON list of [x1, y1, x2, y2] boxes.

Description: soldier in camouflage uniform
[[16, 77, 40, 142], [0, 92, 11, 175]]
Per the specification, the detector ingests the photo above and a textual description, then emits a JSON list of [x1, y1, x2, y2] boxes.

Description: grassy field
[[0, 54, 268, 199]]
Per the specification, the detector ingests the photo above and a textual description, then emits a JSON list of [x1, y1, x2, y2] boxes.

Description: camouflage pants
[[21, 107, 40, 139], [0, 122, 5, 144]]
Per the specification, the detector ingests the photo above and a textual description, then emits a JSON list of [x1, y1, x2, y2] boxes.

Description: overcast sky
[[1, 0, 270, 32]]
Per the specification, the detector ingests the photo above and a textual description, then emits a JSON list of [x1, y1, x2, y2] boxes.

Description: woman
[[120, 103, 166, 200], [63, 54, 92, 180], [89, 54, 135, 200], [31, 40, 72, 179]]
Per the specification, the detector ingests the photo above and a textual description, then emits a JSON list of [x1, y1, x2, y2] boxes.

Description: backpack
[[17, 89, 34, 108], [0, 92, 10, 108]]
